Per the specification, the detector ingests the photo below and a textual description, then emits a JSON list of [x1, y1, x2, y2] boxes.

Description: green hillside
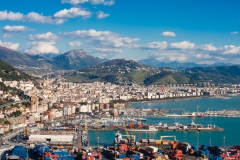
[[182, 65, 240, 84], [64, 59, 160, 85], [0, 59, 34, 104], [151, 73, 191, 85], [0, 59, 32, 81], [64, 58, 240, 85]]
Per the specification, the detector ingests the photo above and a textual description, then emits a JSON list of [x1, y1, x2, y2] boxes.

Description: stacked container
[[148, 139, 155, 145]]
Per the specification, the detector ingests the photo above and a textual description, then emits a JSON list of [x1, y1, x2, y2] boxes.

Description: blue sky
[[0, 0, 240, 64]]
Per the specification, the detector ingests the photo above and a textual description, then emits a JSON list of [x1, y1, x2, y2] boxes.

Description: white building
[[28, 135, 73, 143], [80, 105, 92, 113]]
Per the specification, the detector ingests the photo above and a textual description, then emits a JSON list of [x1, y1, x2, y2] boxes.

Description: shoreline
[[127, 92, 240, 106], [128, 96, 202, 105]]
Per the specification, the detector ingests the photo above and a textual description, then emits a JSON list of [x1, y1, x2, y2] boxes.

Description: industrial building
[[28, 134, 73, 143]]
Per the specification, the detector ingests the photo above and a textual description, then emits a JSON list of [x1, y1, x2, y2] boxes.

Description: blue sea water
[[89, 94, 240, 147]]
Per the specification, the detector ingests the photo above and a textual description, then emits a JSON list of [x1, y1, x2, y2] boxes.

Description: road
[[0, 99, 29, 109], [0, 128, 24, 158]]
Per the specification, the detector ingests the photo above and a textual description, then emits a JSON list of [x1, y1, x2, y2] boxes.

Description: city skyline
[[0, 0, 240, 64]]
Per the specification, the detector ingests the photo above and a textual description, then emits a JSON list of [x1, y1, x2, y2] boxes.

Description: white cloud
[[200, 44, 217, 51], [93, 48, 123, 53], [28, 32, 58, 42], [24, 42, 59, 54], [0, 10, 24, 21], [97, 11, 109, 19], [25, 32, 59, 55], [54, 7, 91, 19], [26, 12, 65, 24], [3, 25, 28, 32], [3, 33, 13, 38], [231, 31, 238, 35], [62, 29, 139, 48], [222, 45, 240, 54], [0, 40, 19, 50], [68, 41, 82, 47], [61, 0, 88, 5], [0, 10, 65, 24], [103, 0, 114, 5], [170, 41, 195, 49], [149, 51, 188, 62], [162, 31, 176, 37], [137, 41, 168, 50], [61, 0, 115, 5], [195, 54, 212, 59]]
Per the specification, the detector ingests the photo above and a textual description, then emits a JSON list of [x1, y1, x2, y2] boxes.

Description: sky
[[0, 0, 240, 64]]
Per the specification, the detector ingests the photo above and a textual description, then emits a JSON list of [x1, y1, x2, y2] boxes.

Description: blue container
[[119, 154, 126, 158], [157, 149, 163, 153], [205, 153, 210, 158], [128, 154, 140, 160], [200, 144, 210, 151], [182, 149, 188, 154], [209, 155, 223, 160], [191, 146, 197, 152], [9, 146, 27, 159]]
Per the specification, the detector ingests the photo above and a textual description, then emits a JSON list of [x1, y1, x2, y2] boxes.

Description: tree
[[10, 110, 22, 117], [4, 120, 11, 125]]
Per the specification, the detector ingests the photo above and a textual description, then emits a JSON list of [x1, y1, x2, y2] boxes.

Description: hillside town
[[0, 78, 240, 134]]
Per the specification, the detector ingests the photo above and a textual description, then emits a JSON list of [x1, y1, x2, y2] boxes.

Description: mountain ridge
[[53, 49, 105, 70], [138, 58, 234, 69]]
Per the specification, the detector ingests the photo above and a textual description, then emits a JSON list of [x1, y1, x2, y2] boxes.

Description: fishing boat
[[187, 112, 196, 118], [197, 113, 205, 118], [125, 125, 158, 132]]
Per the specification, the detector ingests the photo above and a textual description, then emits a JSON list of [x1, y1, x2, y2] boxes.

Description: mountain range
[[0, 47, 106, 70], [0, 46, 234, 71], [137, 58, 233, 69], [1, 47, 240, 85], [1, 46, 240, 85], [64, 58, 240, 85]]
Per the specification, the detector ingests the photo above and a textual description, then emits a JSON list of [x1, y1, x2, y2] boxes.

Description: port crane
[[121, 120, 135, 147], [196, 105, 200, 113]]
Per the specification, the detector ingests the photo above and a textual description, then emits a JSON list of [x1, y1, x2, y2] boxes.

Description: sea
[[88, 94, 240, 147]]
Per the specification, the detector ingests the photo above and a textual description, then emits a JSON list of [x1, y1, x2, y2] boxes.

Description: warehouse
[[28, 134, 73, 143]]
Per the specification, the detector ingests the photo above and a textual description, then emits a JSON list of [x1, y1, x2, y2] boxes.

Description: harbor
[[1, 129, 239, 160], [2, 96, 240, 159]]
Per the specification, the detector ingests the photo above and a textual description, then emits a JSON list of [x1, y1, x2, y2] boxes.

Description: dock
[[87, 126, 224, 132]]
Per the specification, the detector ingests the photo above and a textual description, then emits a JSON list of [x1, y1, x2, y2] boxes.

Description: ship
[[125, 125, 158, 132], [156, 120, 224, 131]]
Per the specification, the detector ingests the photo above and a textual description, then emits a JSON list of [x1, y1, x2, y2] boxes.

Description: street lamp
[[223, 137, 225, 150], [97, 137, 99, 149]]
